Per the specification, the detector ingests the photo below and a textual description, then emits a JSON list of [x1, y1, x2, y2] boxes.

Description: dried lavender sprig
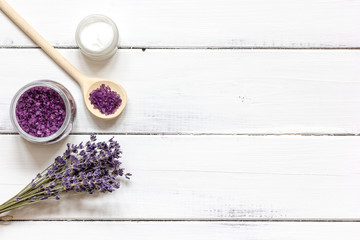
[[0, 135, 131, 217]]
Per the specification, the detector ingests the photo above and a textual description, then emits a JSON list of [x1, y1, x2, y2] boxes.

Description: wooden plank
[[1, 221, 360, 240], [0, 49, 360, 134], [0, 135, 360, 220], [0, 0, 359, 48]]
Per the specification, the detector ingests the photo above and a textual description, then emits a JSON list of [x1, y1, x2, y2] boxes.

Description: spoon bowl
[[83, 78, 127, 120]]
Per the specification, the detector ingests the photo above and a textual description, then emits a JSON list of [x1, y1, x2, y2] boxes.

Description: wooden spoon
[[0, 0, 127, 120]]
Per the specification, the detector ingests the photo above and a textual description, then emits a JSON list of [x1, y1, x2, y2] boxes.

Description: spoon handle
[[0, 0, 86, 87]]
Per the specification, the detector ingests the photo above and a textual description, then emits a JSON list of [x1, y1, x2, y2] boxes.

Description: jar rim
[[75, 14, 119, 59], [10, 80, 73, 144]]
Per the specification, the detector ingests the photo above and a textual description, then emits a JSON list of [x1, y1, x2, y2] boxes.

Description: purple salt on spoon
[[0, 0, 127, 120], [89, 84, 122, 116]]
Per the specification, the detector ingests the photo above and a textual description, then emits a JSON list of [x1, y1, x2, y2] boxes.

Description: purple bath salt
[[89, 84, 122, 115], [15, 86, 66, 137]]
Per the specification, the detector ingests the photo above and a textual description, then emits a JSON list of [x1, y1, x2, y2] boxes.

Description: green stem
[[0, 200, 42, 215], [0, 215, 13, 221], [0, 186, 64, 213], [0, 177, 50, 208], [7, 164, 55, 203]]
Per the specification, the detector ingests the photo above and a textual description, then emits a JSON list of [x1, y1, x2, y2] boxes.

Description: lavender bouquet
[[0, 135, 131, 220]]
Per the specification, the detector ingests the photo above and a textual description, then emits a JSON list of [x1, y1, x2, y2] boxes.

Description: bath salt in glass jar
[[10, 80, 76, 144], [75, 14, 119, 61]]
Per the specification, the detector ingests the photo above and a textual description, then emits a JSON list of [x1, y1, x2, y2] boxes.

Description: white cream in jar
[[76, 15, 119, 61]]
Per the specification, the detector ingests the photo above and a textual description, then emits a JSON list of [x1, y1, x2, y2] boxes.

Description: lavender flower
[[0, 135, 131, 219]]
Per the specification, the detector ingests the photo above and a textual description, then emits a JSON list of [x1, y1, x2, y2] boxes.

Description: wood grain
[[0, 49, 359, 134], [0, 135, 360, 220], [0, 0, 359, 48], [1, 221, 360, 240]]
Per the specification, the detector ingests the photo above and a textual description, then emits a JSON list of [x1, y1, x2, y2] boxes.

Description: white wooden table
[[1, 0, 360, 239]]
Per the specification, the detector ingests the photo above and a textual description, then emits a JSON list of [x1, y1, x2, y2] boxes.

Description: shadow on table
[[89, 106, 128, 131]]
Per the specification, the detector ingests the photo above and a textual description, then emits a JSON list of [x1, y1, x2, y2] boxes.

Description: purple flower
[[0, 135, 131, 216], [70, 155, 79, 164], [55, 156, 66, 165]]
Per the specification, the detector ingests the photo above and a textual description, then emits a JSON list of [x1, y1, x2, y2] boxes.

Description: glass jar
[[10, 80, 76, 144], [75, 14, 119, 61]]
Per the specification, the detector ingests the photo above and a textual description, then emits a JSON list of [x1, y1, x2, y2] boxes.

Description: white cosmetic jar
[[75, 14, 119, 61]]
